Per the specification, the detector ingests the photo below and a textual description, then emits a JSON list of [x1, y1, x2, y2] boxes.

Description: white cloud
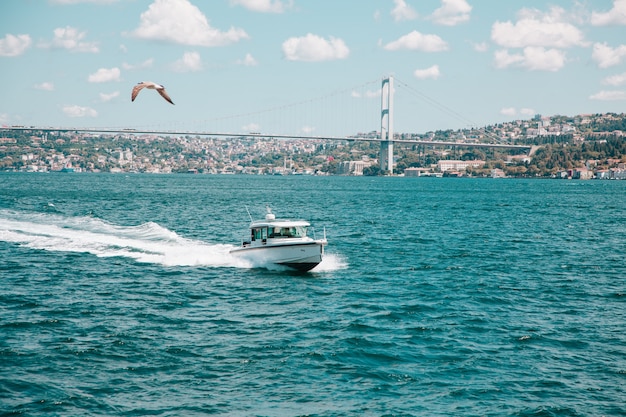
[[351, 89, 380, 98], [500, 107, 535, 117], [413, 65, 441, 80], [42, 26, 99, 53], [384, 30, 448, 52], [431, 0, 472, 26], [602, 72, 626, 86], [132, 0, 249, 47], [99, 91, 120, 102], [591, 0, 626, 26], [522, 46, 566, 71], [494, 47, 565, 72], [88, 67, 121, 83], [242, 123, 261, 132], [63, 105, 98, 118], [592, 42, 626, 68], [237, 53, 258, 66], [589, 90, 626, 100], [472, 41, 488, 52], [391, 0, 418, 22], [494, 50, 524, 69], [122, 58, 154, 70], [34, 82, 55, 91], [500, 107, 517, 116], [172, 51, 203, 72], [51, 0, 119, 3], [300, 125, 315, 134], [0, 34, 32, 57], [491, 7, 587, 49], [282, 33, 349, 62], [230, 0, 292, 13]]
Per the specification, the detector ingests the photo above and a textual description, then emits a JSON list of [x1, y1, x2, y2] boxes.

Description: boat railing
[[310, 226, 326, 241]]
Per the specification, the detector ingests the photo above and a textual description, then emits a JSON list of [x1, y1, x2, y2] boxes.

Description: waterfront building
[[437, 160, 485, 172]]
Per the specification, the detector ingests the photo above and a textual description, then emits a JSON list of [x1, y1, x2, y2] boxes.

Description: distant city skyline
[[3, 112, 624, 177], [1, 0, 626, 136]]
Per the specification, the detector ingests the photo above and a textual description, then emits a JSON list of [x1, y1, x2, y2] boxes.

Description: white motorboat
[[230, 208, 327, 271]]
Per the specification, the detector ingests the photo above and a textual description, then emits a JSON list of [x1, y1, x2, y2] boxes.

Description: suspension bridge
[[1, 76, 532, 174]]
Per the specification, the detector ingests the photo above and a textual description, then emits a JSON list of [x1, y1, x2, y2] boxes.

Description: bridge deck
[[1, 126, 531, 150]]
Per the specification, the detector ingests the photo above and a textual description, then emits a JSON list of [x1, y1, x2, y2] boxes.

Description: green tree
[[363, 165, 382, 176]]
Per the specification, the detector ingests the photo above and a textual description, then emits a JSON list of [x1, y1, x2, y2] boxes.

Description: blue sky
[[1, 0, 626, 137]]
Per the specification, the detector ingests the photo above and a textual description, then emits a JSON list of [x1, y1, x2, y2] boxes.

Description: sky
[[1, 0, 626, 137]]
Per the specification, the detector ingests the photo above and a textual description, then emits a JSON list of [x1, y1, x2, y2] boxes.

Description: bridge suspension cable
[[394, 77, 507, 144], [183, 78, 382, 137]]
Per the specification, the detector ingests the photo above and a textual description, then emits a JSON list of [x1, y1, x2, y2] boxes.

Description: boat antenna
[[245, 205, 253, 222]]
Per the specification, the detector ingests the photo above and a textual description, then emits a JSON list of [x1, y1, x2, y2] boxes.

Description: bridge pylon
[[380, 76, 394, 174]]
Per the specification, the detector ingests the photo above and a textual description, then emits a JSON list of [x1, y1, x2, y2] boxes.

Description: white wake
[[0, 209, 344, 271], [0, 209, 243, 267]]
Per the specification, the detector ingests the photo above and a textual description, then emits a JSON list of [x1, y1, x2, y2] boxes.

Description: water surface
[[1, 173, 624, 416]]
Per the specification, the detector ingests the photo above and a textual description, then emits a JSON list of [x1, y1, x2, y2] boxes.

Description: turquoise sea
[[1, 173, 625, 416]]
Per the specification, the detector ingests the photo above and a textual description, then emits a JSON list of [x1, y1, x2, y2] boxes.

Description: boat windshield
[[269, 226, 307, 238]]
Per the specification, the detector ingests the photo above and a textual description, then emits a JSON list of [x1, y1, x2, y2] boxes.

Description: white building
[[339, 160, 374, 175], [437, 160, 485, 172]]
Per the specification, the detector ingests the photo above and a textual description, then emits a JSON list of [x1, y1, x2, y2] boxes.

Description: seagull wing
[[131, 83, 146, 102], [157, 87, 175, 105]]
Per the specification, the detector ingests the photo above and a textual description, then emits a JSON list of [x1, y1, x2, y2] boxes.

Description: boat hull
[[230, 241, 325, 271]]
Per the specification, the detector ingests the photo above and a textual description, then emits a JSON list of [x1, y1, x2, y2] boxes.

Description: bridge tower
[[380, 76, 394, 174]]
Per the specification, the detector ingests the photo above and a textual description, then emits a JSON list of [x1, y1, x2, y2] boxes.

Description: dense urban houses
[[1, 113, 625, 178]]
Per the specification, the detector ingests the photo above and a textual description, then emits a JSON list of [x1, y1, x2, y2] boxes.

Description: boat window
[[267, 226, 308, 238], [268, 227, 293, 238], [253, 228, 267, 240]]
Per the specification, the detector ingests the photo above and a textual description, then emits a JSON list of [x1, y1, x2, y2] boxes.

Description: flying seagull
[[131, 81, 175, 105]]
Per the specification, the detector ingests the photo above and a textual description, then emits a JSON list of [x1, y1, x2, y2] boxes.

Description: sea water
[[1, 173, 624, 416]]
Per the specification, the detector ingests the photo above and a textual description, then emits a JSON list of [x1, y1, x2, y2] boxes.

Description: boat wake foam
[[0, 210, 345, 271], [310, 253, 347, 272]]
